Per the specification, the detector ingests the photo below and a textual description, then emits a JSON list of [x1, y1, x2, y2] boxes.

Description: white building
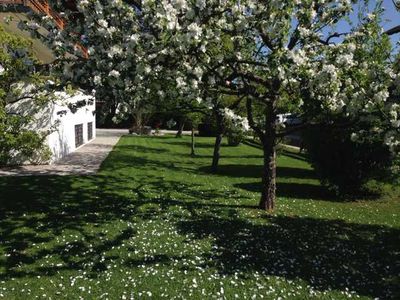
[[6, 91, 96, 164]]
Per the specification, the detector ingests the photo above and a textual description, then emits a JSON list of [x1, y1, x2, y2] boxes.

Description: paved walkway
[[0, 129, 125, 177]]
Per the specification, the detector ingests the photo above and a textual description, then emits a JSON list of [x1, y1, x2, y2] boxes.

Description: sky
[[379, 0, 399, 48], [335, 0, 400, 50], [380, 0, 399, 31]]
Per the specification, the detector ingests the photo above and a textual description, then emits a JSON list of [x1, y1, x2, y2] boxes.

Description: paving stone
[[0, 129, 125, 176]]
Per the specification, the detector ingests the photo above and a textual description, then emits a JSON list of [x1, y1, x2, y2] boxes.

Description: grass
[[0, 135, 399, 299]]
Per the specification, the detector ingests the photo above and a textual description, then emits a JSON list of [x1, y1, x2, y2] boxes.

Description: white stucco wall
[[6, 91, 96, 164], [46, 92, 96, 162]]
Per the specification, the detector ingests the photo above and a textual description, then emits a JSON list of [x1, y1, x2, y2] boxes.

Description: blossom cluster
[[21, 0, 400, 148], [223, 108, 250, 133]]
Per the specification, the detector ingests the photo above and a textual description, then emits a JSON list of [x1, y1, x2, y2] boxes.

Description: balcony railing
[[0, 0, 88, 58], [27, 0, 65, 29]]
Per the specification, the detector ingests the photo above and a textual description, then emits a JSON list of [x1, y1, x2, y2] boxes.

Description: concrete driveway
[[0, 129, 126, 176]]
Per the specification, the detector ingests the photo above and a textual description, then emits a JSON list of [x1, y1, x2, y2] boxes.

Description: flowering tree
[[223, 107, 250, 146], [22, 0, 399, 210], [139, 0, 399, 210], [20, 0, 161, 131]]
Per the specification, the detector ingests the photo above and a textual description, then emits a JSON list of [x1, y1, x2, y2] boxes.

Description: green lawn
[[0, 136, 399, 299]]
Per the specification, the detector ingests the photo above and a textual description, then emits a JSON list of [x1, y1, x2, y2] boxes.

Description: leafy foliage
[[303, 122, 396, 197], [0, 25, 51, 165]]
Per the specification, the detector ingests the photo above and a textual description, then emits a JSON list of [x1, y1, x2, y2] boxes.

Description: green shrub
[[302, 124, 396, 197], [227, 130, 244, 146], [0, 112, 51, 166]]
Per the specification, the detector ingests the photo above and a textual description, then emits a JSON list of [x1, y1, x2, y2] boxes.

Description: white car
[[277, 113, 302, 125]]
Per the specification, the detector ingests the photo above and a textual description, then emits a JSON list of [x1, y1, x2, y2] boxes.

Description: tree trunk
[[211, 133, 223, 171], [134, 113, 142, 129], [211, 110, 224, 172], [190, 127, 195, 157], [104, 113, 114, 128], [103, 103, 117, 128], [259, 102, 277, 211], [176, 116, 185, 138], [260, 138, 277, 211]]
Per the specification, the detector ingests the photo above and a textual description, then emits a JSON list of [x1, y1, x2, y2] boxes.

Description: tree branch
[[287, 25, 299, 50], [385, 25, 400, 36], [318, 32, 349, 45], [228, 95, 245, 110], [246, 98, 264, 142], [260, 33, 275, 51], [233, 59, 269, 68]]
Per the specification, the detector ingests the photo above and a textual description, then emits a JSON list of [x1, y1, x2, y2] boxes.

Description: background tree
[[187, 111, 202, 156]]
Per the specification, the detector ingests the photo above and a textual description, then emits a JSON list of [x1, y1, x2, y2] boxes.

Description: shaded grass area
[[0, 136, 399, 299]]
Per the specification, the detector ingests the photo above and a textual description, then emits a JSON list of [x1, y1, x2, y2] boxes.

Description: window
[[75, 124, 83, 148], [87, 122, 93, 141]]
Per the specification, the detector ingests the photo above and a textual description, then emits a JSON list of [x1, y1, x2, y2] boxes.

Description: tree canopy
[[20, 0, 400, 210]]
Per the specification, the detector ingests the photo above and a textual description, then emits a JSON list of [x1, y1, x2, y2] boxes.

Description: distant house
[[6, 90, 96, 164]]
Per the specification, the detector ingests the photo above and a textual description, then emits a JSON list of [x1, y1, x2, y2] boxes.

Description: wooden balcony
[[0, 0, 88, 58], [32, 1, 65, 29]]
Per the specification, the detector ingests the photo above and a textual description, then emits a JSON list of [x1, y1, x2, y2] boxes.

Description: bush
[[0, 113, 51, 166], [198, 123, 218, 137], [227, 130, 244, 146], [302, 124, 395, 197], [0, 25, 52, 166]]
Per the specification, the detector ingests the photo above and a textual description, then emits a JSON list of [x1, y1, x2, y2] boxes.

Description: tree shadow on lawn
[[123, 176, 399, 299], [0, 175, 138, 279], [119, 176, 399, 299], [279, 149, 308, 162], [196, 162, 335, 201], [199, 164, 317, 179], [0, 173, 251, 281], [162, 140, 224, 149], [0, 174, 399, 299], [115, 144, 171, 154], [130, 177, 256, 211], [101, 152, 195, 174], [181, 153, 264, 159], [175, 213, 400, 299], [235, 181, 335, 201], [102, 178, 400, 298]]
